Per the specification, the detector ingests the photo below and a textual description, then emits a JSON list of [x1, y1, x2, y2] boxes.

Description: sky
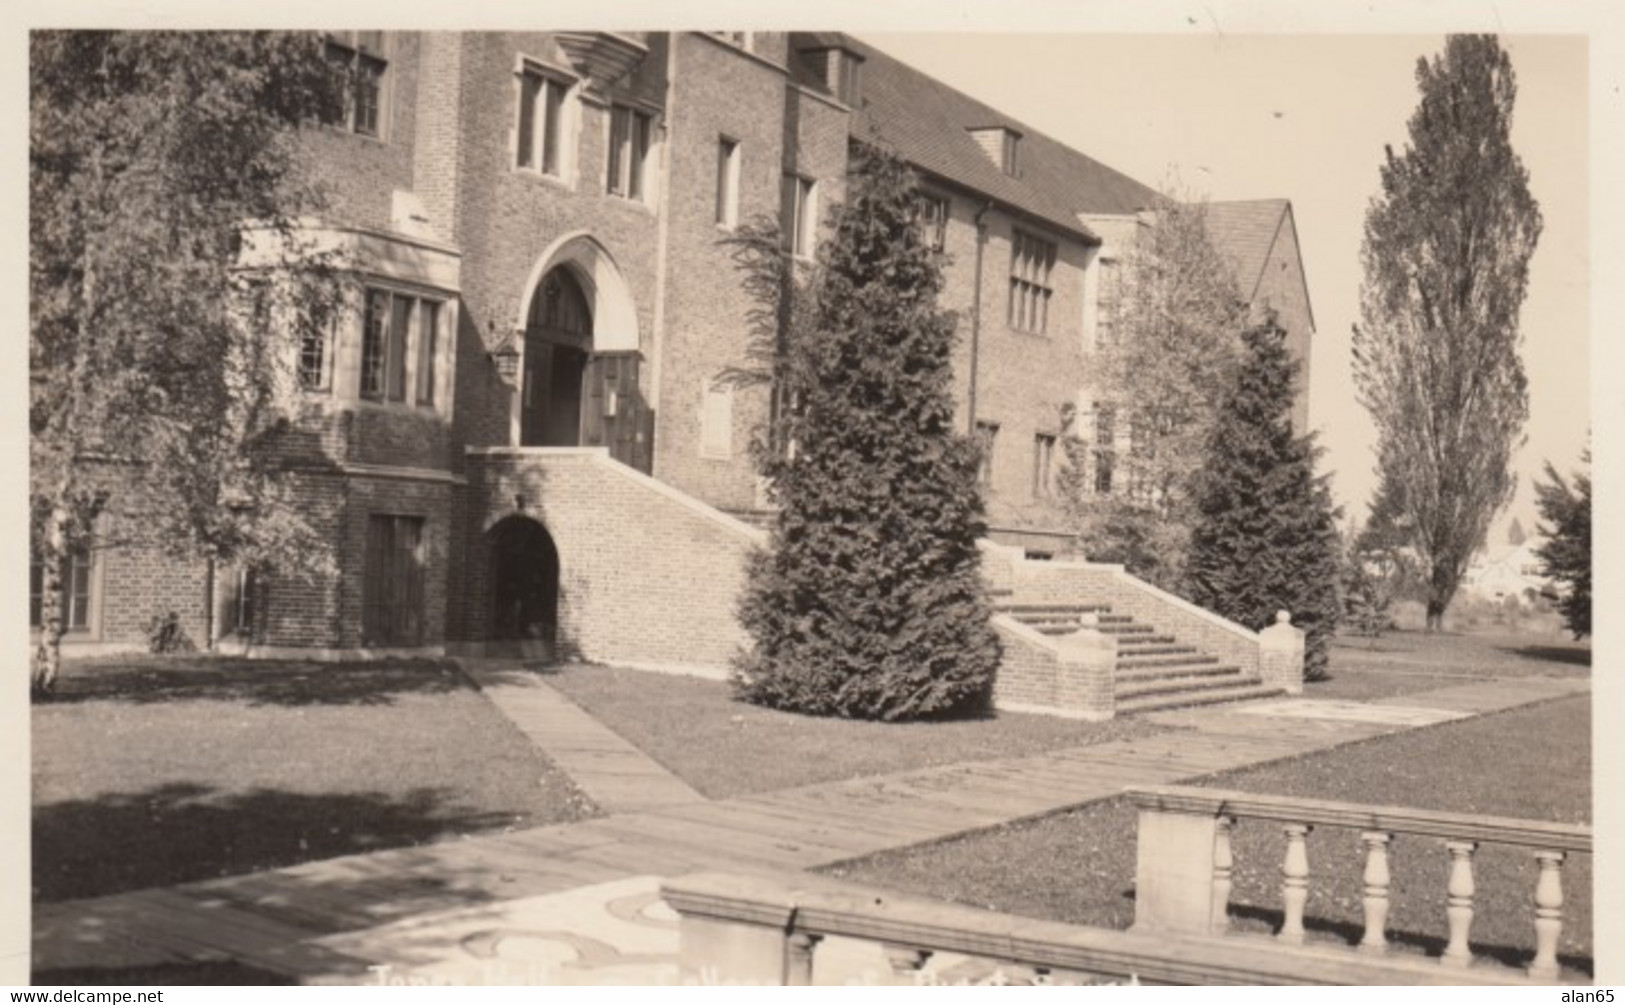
[[861, 30, 1591, 543]]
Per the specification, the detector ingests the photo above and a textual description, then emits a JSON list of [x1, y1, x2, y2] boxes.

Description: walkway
[[30, 671, 1589, 984], [456, 661, 705, 814]]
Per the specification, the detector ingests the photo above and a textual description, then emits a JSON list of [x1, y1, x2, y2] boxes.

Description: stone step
[[1115, 669, 1256, 700], [1114, 681, 1285, 716], [1114, 662, 1244, 685], [1115, 647, 1207, 663], [1112, 632, 1178, 646], [1098, 626, 1159, 639], [993, 602, 1113, 616]]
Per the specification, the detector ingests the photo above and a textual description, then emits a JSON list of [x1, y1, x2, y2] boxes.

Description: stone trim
[[341, 462, 468, 485]]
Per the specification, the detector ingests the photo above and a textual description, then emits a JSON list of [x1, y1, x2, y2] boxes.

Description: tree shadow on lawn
[[33, 960, 300, 986], [1494, 644, 1591, 668], [1224, 903, 1593, 979], [34, 781, 527, 903], [35, 656, 467, 707]]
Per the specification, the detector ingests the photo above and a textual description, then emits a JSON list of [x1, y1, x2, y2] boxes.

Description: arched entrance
[[512, 237, 655, 472], [488, 515, 560, 648], [521, 268, 593, 447]]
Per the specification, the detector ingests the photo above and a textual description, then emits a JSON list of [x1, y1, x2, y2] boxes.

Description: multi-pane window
[[220, 565, 257, 637], [1093, 406, 1116, 496], [299, 323, 330, 391], [362, 515, 424, 647], [975, 421, 999, 488], [325, 32, 386, 137], [715, 137, 740, 228], [781, 174, 817, 258], [360, 289, 442, 406], [919, 193, 949, 252], [608, 105, 653, 200], [1009, 230, 1056, 334], [1097, 256, 1122, 347], [30, 547, 92, 631], [517, 68, 570, 176], [414, 300, 438, 406], [1033, 433, 1056, 499]]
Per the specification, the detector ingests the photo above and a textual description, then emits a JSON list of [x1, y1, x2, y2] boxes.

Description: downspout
[[648, 33, 678, 476], [968, 199, 993, 434]]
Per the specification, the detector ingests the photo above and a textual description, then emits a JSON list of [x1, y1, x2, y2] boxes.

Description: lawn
[[32, 656, 597, 902], [541, 663, 1172, 799], [824, 693, 1593, 980], [1302, 628, 1589, 703]]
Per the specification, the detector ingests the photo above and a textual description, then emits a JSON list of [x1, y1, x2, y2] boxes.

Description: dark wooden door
[[581, 353, 652, 473]]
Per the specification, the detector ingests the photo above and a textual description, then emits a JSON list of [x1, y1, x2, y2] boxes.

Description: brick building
[[34, 31, 1314, 672]]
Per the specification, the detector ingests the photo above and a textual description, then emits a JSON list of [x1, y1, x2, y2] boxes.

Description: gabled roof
[[799, 33, 1166, 241]]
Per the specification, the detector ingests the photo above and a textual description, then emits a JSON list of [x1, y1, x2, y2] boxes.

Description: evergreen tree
[[1533, 449, 1590, 638], [1352, 35, 1542, 631], [731, 144, 1000, 720], [1188, 319, 1343, 679], [30, 32, 347, 695]]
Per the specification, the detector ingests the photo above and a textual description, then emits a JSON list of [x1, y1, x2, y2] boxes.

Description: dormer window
[[970, 126, 1021, 176], [798, 46, 864, 105]]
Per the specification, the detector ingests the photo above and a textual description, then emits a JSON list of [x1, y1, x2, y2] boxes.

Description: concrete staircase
[[991, 593, 1283, 714]]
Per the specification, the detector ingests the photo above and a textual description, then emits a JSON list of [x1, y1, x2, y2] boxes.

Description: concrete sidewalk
[[30, 672, 1589, 983], [456, 661, 706, 814]]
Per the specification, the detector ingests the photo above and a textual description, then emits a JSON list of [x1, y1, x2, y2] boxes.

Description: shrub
[[145, 611, 196, 654], [730, 144, 1000, 720]]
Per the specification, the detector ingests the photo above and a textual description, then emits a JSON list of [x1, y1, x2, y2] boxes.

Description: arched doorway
[[488, 515, 560, 648], [521, 268, 593, 447]]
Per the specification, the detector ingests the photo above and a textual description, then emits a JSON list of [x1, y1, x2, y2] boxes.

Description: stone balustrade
[[1128, 785, 1592, 981], [660, 871, 1539, 986]]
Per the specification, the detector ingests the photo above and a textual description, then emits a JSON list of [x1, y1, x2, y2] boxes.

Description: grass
[[824, 692, 1593, 980], [1304, 628, 1589, 703], [32, 655, 597, 902], [540, 663, 1173, 799]]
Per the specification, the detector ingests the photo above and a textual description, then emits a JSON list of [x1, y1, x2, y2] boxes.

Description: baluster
[[882, 944, 933, 984], [786, 931, 822, 986], [1358, 831, 1393, 953], [1278, 823, 1312, 945], [1441, 840, 1478, 966], [1528, 850, 1566, 981], [1211, 815, 1235, 934]]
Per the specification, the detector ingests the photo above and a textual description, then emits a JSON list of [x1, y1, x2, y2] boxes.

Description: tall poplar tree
[[1352, 34, 1542, 631], [30, 32, 345, 694], [731, 144, 999, 720]]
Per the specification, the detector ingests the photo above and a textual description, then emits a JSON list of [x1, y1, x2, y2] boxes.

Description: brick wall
[[1248, 209, 1313, 436], [991, 618, 1114, 720], [931, 188, 1095, 532], [653, 34, 852, 511], [296, 33, 421, 232], [461, 448, 761, 672], [97, 547, 210, 647]]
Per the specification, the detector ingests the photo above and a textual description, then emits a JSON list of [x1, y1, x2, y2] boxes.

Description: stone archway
[[510, 235, 654, 472], [487, 515, 560, 650]]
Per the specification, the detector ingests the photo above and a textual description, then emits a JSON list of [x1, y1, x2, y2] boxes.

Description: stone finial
[[1275, 610, 1292, 625]]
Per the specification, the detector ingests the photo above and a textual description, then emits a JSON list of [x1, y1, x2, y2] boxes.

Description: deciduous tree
[[30, 31, 345, 694], [730, 144, 999, 720], [1071, 196, 1250, 594], [1352, 34, 1542, 631]]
